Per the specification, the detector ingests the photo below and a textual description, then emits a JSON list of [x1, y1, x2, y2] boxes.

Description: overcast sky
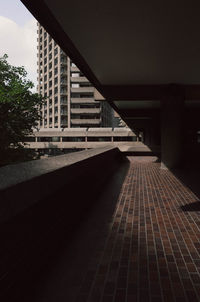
[[0, 1, 37, 90]]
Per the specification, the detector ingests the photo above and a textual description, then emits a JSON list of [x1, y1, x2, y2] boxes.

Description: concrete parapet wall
[[0, 146, 122, 222], [0, 147, 125, 300]]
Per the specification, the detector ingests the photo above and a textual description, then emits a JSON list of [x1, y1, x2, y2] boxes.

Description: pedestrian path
[[75, 157, 200, 302]]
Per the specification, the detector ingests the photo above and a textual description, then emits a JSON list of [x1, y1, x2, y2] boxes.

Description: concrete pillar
[[161, 89, 184, 169]]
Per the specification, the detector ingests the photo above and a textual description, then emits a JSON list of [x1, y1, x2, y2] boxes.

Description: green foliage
[[0, 54, 44, 165]]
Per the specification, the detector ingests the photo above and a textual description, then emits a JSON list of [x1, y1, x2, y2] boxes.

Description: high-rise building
[[37, 24, 113, 129]]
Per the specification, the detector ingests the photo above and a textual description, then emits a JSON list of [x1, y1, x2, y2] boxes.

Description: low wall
[[0, 146, 125, 301]]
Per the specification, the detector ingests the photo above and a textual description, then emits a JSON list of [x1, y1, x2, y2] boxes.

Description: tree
[[0, 54, 44, 165]]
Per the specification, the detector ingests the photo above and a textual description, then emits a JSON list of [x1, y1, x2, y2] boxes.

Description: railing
[[71, 108, 101, 114], [71, 87, 94, 93], [71, 98, 95, 103], [71, 118, 101, 124]]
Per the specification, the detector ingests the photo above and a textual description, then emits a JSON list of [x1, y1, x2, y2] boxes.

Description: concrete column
[[161, 90, 184, 169], [150, 123, 161, 146]]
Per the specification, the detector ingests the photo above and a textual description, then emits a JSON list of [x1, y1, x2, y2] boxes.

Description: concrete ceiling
[[21, 0, 200, 130], [25, 0, 200, 86]]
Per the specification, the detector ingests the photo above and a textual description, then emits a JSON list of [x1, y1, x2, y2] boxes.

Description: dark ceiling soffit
[[103, 85, 163, 101], [20, 1, 200, 102], [21, 0, 102, 92], [103, 84, 200, 101], [185, 85, 200, 100], [119, 109, 160, 118]]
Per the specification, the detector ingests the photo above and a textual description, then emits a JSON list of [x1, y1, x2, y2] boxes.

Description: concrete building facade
[[24, 127, 148, 157], [37, 24, 113, 129]]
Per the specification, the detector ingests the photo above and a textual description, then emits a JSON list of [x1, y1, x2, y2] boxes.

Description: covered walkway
[[22, 157, 200, 302]]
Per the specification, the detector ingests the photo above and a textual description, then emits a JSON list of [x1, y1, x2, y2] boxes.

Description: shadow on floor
[[171, 162, 200, 212], [180, 201, 200, 212]]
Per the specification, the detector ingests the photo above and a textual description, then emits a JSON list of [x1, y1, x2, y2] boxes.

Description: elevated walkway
[[0, 154, 200, 302]]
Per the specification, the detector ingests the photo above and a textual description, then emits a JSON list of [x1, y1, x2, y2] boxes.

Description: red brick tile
[[75, 157, 200, 302]]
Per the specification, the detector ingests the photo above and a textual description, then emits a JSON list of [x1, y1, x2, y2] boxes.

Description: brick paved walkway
[[76, 157, 200, 302]]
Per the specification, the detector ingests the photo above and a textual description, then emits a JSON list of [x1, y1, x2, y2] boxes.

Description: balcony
[[71, 97, 95, 104], [71, 76, 88, 83], [71, 108, 101, 114], [71, 87, 94, 94], [70, 66, 79, 72], [71, 118, 101, 125]]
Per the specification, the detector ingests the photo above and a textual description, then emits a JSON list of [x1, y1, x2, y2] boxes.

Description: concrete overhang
[[21, 0, 200, 128]]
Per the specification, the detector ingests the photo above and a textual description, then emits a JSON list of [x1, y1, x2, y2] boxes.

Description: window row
[[26, 136, 137, 142]]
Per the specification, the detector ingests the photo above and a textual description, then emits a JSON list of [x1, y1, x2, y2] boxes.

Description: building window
[[61, 67, 67, 73], [87, 137, 111, 142], [61, 97, 67, 104], [25, 136, 36, 142], [52, 137, 60, 142], [38, 137, 52, 142], [62, 137, 85, 142], [61, 88, 67, 94], [113, 136, 136, 141]]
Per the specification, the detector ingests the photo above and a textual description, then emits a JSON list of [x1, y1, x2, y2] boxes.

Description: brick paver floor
[[76, 157, 200, 302]]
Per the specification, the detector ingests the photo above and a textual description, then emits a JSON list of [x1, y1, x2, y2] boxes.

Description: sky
[[0, 0, 37, 90]]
